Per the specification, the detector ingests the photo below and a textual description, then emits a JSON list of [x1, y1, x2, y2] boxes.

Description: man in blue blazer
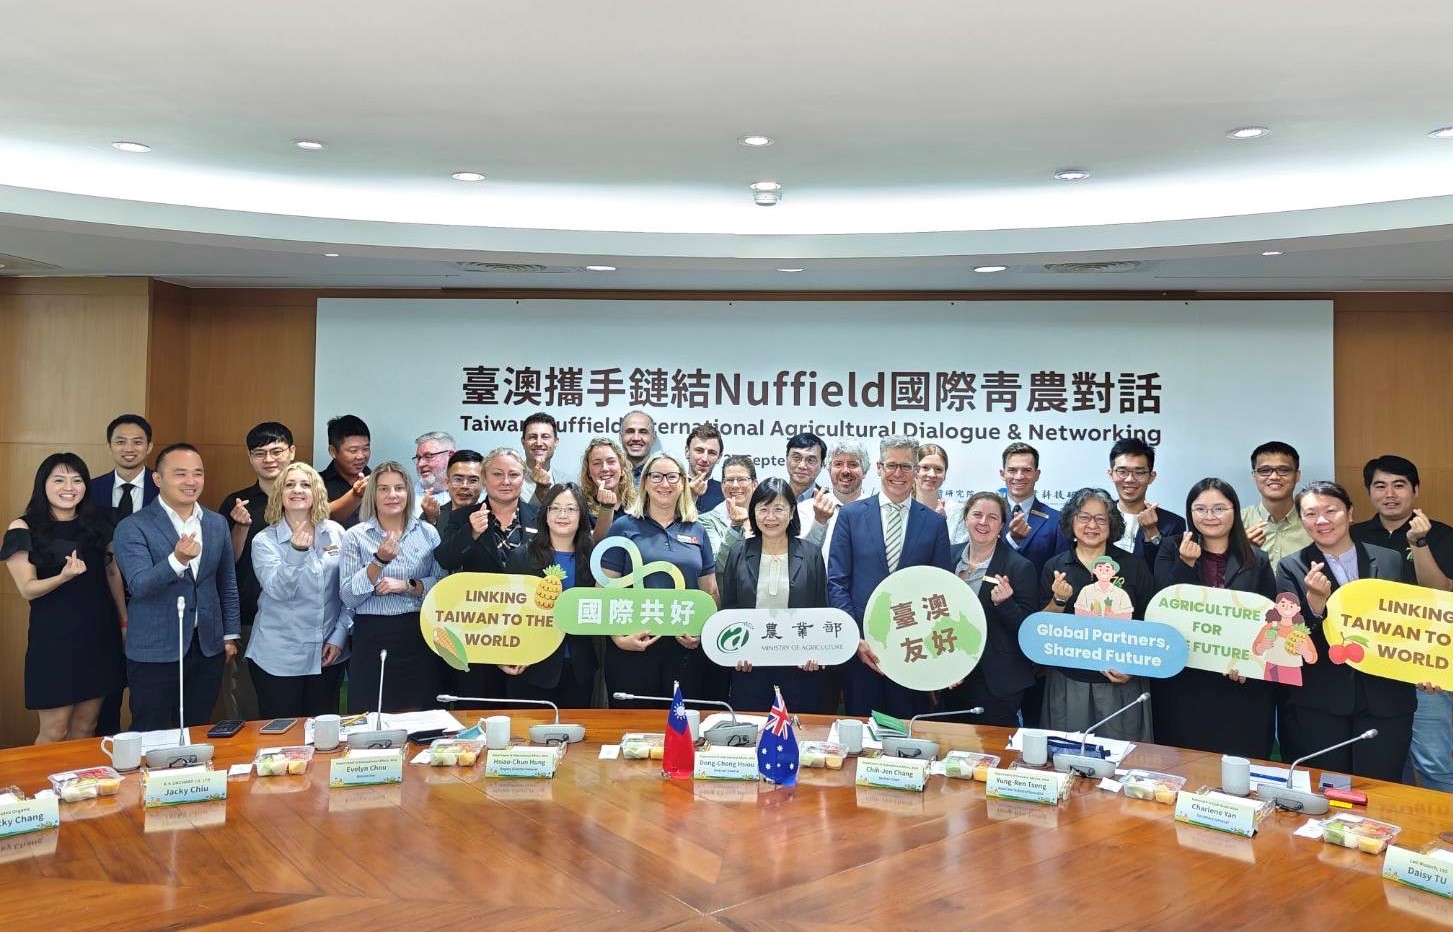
[[90, 413, 160, 521], [114, 443, 241, 731], [828, 437, 952, 718], [999, 442, 1061, 575]]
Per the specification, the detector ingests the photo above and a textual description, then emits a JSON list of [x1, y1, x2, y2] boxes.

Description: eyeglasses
[[646, 472, 683, 485], [754, 504, 791, 518], [249, 446, 291, 461], [448, 475, 482, 487], [547, 505, 580, 515], [1074, 513, 1110, 527], [1254, 466, 1296, 478], [413, 449, 452, 463], [722, 476, 755, 486], [1191, 504, 1233, 517], [881, 462, 915, 474], [1111, 467, 1151, 480], [786, 453, 821, 467]]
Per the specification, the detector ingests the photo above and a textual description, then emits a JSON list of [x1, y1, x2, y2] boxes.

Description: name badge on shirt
[[323, 545, 340, 556], [676, 534, 700, 545]]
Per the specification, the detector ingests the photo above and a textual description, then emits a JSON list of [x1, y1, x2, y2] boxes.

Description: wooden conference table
[[1, 711, 1452, 931]]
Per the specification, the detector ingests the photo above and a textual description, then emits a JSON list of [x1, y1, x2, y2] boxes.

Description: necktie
[[1011, 503, 1023, 519], [885, 503, 905, 573], [117, 482, 136, 517]]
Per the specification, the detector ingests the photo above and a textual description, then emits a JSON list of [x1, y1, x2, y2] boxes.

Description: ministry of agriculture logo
[[716, 623, 751, 653]]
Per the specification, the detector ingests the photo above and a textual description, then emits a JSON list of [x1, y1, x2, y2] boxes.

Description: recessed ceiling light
[[739, 135, 774, 147], [111, 141, 151, 153], [1261, 250, 1283, 256], [585, 265, 616, 271], [1429, 126, 1453, 139], [323, 252, 340, 257], [294, 140, 325, 150], [1053, 169, 1090, 181], [1227, 126, 1270, 139], [451, 171, 486, 182], [750, 181, 782, 192], [973, 265, 1008, 273], [776, 267, 805, 273]]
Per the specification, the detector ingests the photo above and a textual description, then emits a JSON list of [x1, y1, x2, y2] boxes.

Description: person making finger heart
[[1275, 480, 1412, 781]]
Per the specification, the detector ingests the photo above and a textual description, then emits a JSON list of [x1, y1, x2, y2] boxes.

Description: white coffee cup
[[314, 714, 341, 751], [837, 719, 864, 754], [1221, 755, 1251, 797], [684, 709, 701, 742], [485, 715, 511, 750], [1020, 730, 1048, 767], [101, 731, 142, 771]]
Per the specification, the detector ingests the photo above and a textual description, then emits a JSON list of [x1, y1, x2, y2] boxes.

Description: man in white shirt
[[520, 412, 562, 505], [801, 440, 873, 564]]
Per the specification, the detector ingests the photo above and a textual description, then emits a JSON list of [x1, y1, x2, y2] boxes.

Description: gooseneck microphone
[[882, 708, 986, 761], [345, 649, 408, 749], [143, 595, 215, 769], [612, 692, 758, 746], [1053, 692, 1150, 779], [437, 694, 586, 744], [1261, 729, 1378, 815]]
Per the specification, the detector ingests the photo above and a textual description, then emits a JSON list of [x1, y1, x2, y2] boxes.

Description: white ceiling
[[2, 1, 1453, 289]]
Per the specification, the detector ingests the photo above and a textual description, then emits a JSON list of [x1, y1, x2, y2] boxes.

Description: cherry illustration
[[1328, 644, 1348, 664], [1344, 643, 1365, 663]]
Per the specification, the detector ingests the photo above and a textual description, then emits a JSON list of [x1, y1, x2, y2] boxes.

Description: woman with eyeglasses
[[718, 478, 828, 714], [599, 452, 719, 706], [504, 483, 597, 708], [1152, 478, 1277, 758], [578, 437, 637, 544], [1039, 487, 1156, 741]]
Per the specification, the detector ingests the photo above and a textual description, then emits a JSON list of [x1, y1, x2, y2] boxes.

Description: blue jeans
[[1404, 690, 1453, 792]]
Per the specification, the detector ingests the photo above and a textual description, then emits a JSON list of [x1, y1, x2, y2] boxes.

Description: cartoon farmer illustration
[[1073, 555, 1134, 619]]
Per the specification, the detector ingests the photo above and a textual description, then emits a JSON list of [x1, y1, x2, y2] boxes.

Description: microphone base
[[144, 743, 215, 770], [346, 729, 409, 750], [1053, 753, 1115, 779], [528, 723, 585, 745], [1261, 787, 1329, 815], [703, 723, 758, 748], [881, 736, 940, 761]]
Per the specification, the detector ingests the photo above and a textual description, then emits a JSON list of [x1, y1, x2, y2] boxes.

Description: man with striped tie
[[828, 436, 952, 718]]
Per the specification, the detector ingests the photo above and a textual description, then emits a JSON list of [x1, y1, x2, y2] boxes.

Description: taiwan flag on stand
[[759, 686, 799, 786], [662, 681, 695, 779]]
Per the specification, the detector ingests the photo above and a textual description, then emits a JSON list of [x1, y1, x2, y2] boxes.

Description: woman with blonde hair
[[249, 462, 350, 718], [579, 436, 636, 543], [340, 461, 444, 712]]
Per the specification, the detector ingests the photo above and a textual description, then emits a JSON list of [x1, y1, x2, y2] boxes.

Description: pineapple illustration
[[535, 565, 567, 610], [1283, 623, 1311, 652]]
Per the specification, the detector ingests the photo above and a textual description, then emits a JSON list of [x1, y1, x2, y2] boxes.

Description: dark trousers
[[730, 666, 820, 715], [505, 664, 591, 710], [1279, 703, 1414, 782], [842, 654, 924, 719], [944, 678, 1024, 728], [347, 613, 441, 713], [127, 632, 226, 731], [604, 639, 698, 707], [249, 659, 345, 720], [1020, 675, 1046, 728], [97, 686, 126, 736]]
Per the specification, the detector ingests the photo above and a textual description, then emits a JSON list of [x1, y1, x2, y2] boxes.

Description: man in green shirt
[[1242, 441, 1311, 564]]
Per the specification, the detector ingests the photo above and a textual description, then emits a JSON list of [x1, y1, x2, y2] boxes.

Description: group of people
[[6, 409, 1450, 791]]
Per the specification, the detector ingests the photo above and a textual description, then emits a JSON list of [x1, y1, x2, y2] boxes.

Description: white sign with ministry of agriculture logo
[[701, 608, 859, 667]]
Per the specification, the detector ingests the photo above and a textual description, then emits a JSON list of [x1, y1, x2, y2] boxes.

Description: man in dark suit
[[114, 443, 241, 731], [1275, 480, 1414, 781], [828, 437, 952, 717], [1105, 437, 1184, 571], [90, 413, 160, 735], [999, 442, 1060, 574]]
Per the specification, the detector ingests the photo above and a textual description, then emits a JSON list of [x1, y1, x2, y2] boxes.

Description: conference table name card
[[1383, 845, 1453, 899], [855, 756, 928, 792], [329, 749, 404, 788], [0, 794, 60, 838], [694, 747, 760, 782], [484, 748, 559, 779], [984, 767, 1067, 805], [142, 767, 228, 809], [1172, 790, 1266, 837]]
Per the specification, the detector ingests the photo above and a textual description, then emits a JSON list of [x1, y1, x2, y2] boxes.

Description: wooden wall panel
[[0, 278, 152, 748]]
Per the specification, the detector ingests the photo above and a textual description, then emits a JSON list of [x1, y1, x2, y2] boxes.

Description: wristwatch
[[1410, 537, 1429, 548], [1053, 596, 1069, 607]]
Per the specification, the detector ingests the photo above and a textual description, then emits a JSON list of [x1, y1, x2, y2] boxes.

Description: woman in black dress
[[1153, 477, 1277, 758], [3, 453, 126, 743]]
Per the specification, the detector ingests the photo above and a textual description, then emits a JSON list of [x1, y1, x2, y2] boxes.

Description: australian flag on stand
[[758, 686, 799, 786]]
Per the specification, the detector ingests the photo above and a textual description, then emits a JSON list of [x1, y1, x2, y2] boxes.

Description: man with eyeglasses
[[1242, 441, 1310, 564], [219, 421, 295, 721], [1351, 454, 1453, 794], [998, 442, 1060, 575], [1102, 437, 1184, 572], [411, 430, 456, 523], [428, 450, 485, 532], [829, 436, 953, 717], [619, 410, 657, 481]]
